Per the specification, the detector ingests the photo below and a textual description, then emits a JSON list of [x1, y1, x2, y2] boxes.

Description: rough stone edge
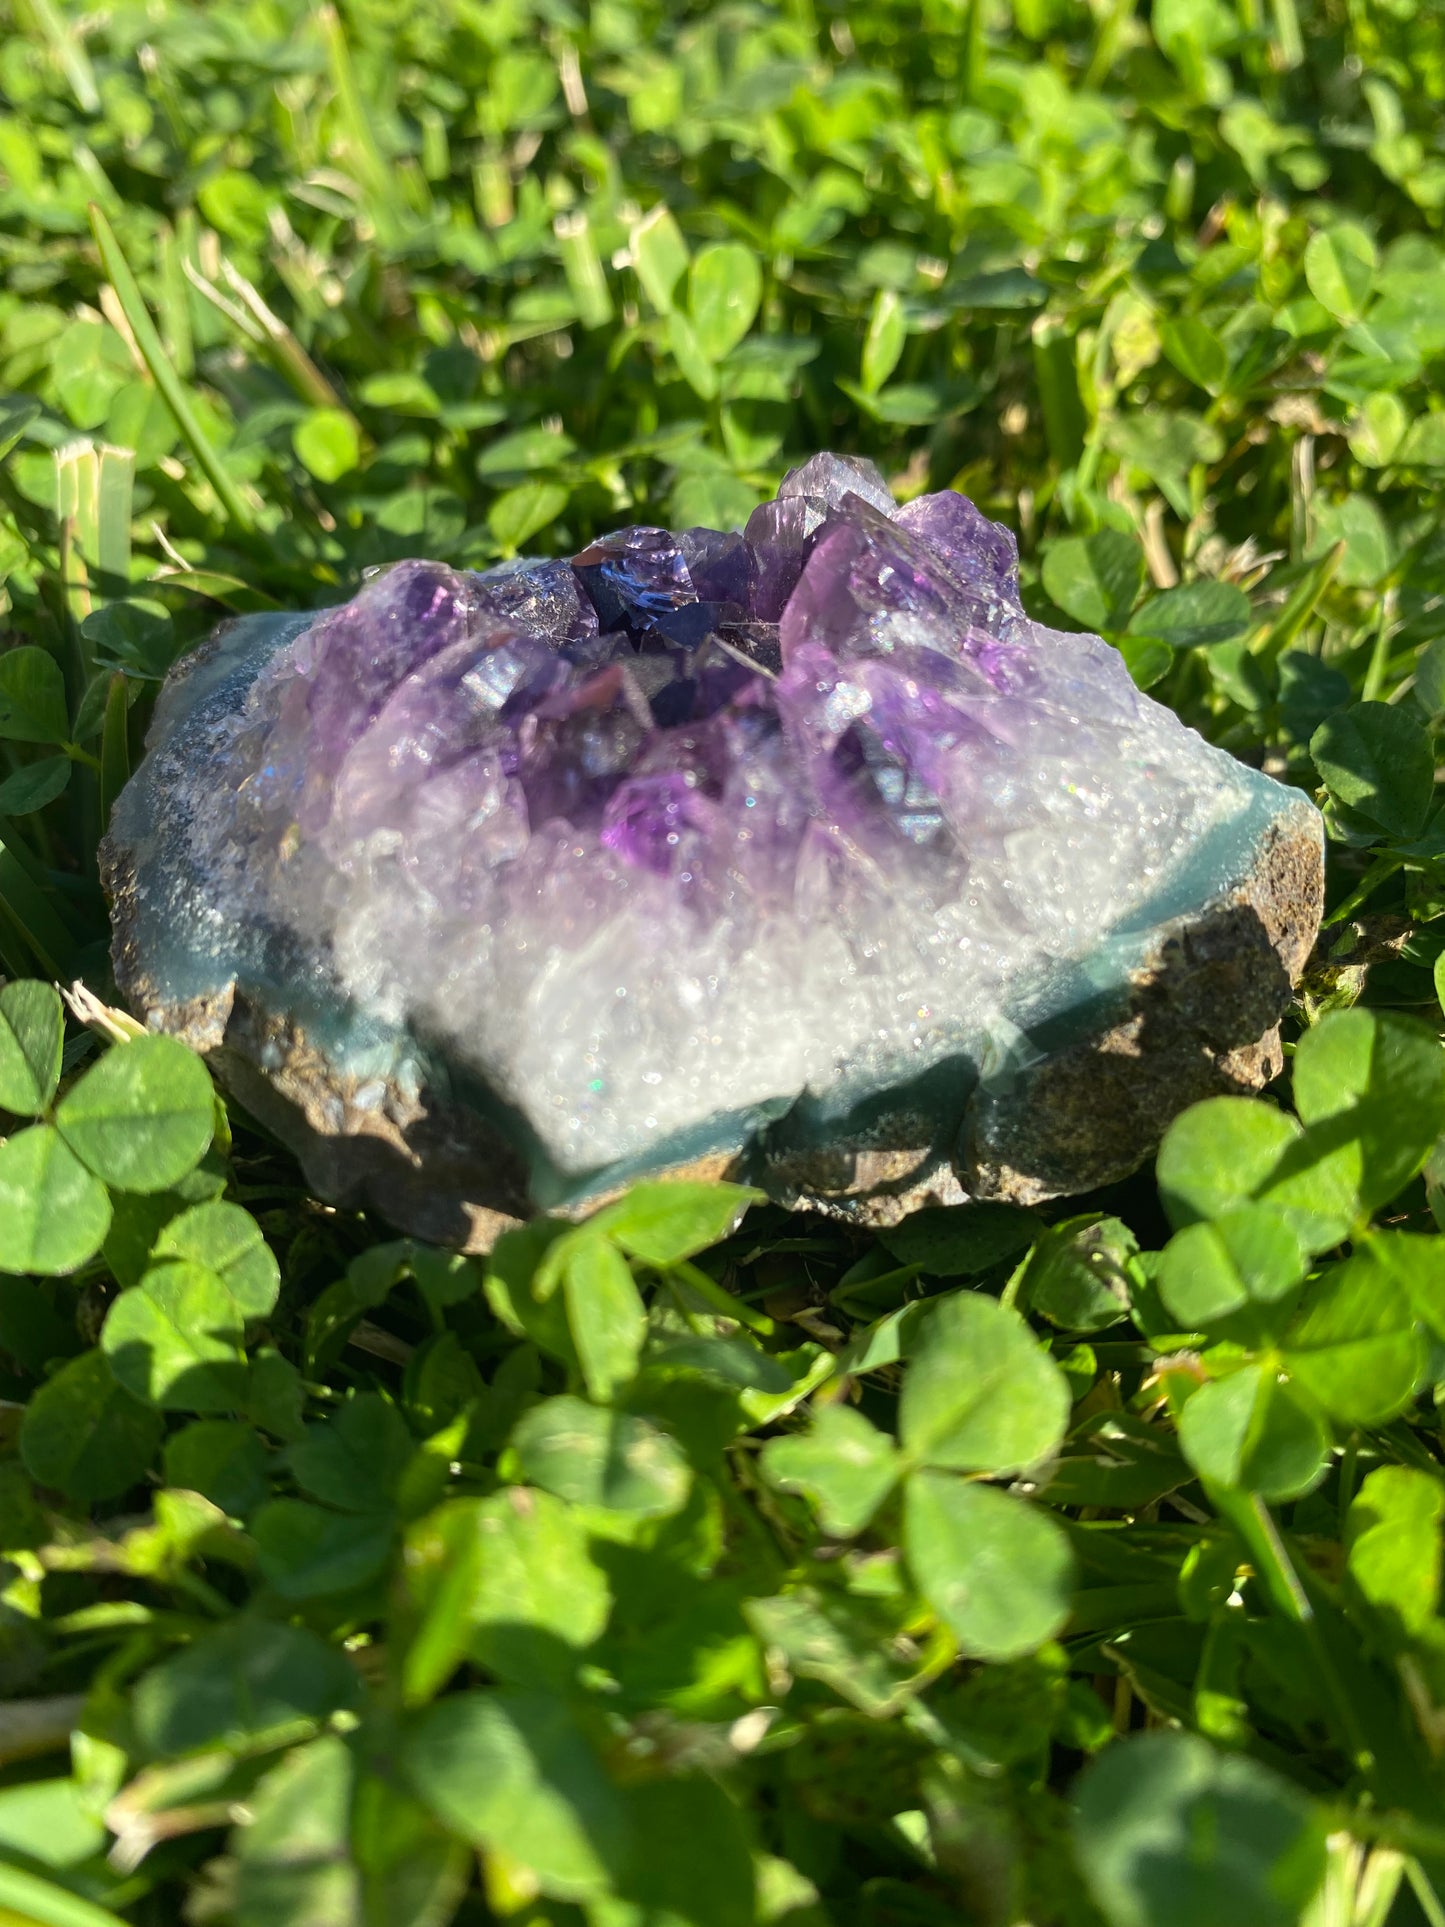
[[103, 834, 531, 1251], [763, 802, 1323, 1223], [954, 803, 1324, 1207], [103, 799, 1324, 1251]]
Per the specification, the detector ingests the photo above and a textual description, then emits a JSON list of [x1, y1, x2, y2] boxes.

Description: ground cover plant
[[2, 0, 1445, 1921]]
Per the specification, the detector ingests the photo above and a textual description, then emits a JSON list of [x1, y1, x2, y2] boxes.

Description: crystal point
[[778, 451, 897, 516]]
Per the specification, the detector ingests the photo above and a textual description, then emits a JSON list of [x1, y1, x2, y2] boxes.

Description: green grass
[[3, 1, 1445, 1922]]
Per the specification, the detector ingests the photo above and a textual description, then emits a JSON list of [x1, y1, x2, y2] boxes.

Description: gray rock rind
[[103, 802, 1324, 1250]]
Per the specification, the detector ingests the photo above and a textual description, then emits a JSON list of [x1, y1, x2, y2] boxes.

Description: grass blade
[[556, 210, 615, 330], [0, 834, 78, 979], [221, 257, 347, 410], [0, 395, 40, 463], [97, 444, 135, 600], [12, 0, 100, 113], [87, 202, 255, 536], [1256, 540, 1345, 666], [316, 4, 396, 234], [54, 437, 133, 723], [0, 1860, 131, 1927], [1271, 0, 1305, 69], [1032, 314, 1087, 472], [188, 247, 355, 417], [157, 218, 195, 379], [146, 567, 280, 611], [54, 438, 97, 631], [99, 671, 130, 831]]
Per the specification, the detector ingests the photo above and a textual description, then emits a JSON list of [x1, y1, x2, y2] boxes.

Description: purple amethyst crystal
[[105, 454, 1323, 1244]]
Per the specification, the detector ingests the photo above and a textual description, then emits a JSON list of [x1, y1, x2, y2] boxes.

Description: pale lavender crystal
[[779, 451, 898, 516], [473, 556, 599, 649], [896, 490, 1019, 604], [108, 452, 1319, 1202]]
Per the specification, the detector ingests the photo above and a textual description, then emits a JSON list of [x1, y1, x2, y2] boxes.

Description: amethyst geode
[[105, 455, 1323, 1247]]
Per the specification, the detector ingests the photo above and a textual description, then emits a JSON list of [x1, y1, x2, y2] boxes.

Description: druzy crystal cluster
[[107, 454, 1322, 1235]]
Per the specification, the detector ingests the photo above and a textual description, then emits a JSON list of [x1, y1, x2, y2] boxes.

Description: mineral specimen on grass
[[105, 455, 1323, 1247]]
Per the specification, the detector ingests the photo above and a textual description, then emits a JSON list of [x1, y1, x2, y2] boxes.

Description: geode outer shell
[[104, 457, 1324, 1248]]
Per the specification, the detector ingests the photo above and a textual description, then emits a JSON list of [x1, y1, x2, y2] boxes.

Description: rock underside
[[104, 454, 1324, 1249]]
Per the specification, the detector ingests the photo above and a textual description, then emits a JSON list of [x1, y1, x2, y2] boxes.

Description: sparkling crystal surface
[[109, 455, 1317, 1203]]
